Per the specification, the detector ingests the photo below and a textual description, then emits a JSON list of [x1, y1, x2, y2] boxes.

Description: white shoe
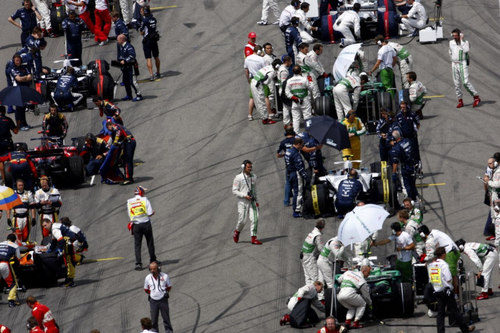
[[427, 309, 438, 318], [399, 23, 407, 31], [248, 115, 253, 121], [257, 20, 268, 25], [272, 21, 279, 25]]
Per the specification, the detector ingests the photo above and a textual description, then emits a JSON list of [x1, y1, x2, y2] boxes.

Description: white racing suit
[[307, 50, 326, 100], [260, 0, 280, 23], [449, 39, 478, 99], [295, 9, 315, 43], [404, 219, 425, 256], [317, 237, 349, 289], [337, 270, 372, 321], [11, 190, 35, 243], [35, 187, 62, 238], [232, 172, 259, 237], [285, 74, 313, 134], [424, 234, 437, 262], [463, 242, 498, 293], [401, 2, 427, 33], [489, 167, 500, 249], [301, 227, 324, 296], [296, 52, 320, 100], [277, 64, 291, 124], [119, 0, 131, 24], [354, 231, 377, 262], [287, 284, 325, 311], [387, 42, 413, 88], [333, 73, 362, 120], [34, 0, 52, 31], [333, 10, 360, 46], [409, 80, 427, 113], [250, 65, 277, 120], [263, 54, 277, 110]]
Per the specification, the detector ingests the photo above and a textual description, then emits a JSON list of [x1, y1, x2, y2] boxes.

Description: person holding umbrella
[[341, 110, 366, 169], [372, 222, 415, 282]]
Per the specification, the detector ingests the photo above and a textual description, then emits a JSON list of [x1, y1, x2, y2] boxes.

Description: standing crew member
[[427, 247, 475, 333], [296, 43, 320, 100], [400, 0, 427, 36], [140, 6, 161, 81], [369, 39, 397, 97], [64, 0, 94, 35], [42, 104, 69, 138], [333, 73, 368, 121], [117, 34, 143, 102], [333, 3, 361, 47], [8, 0, 40, 46], [232, 160, 262, 245], [0, 143, 38, 190], [317, 236, 348, 289], [277, 125, 296, 206], [26, 296, 60, 333], [301, 220, 325, 289], [127, 186, 157, 271], [35, 176, 62, 237], [337, 264, 372, 329], [278, 56, 293, 125], [257, 0, 280, 25], [62, 10, 86, 67], [391, 130, 418, 200], [375, 109, 399, 162], [341, 111, 366, 169], [7, 179, 36, 243], [335, 169, 363, 217], [107, 121, 136, 184], [244, 32, 257, 58], [449, 28, 480, 108], [9, 54, 32, 131], [33, 0, 54, 37], [406, 71, 427, 116], [23, 27, 46, 80], [112, 11, 129, 40], [286, 66, 313, 134], [94, 0, 111, 45], [455, 239, 497, 300], [398, 209, 425, 256], [144, 262, 173, 333], [0, 234, 21, 308], [284, 17, 302, 68], [279, 0, 301, 33], [395, 101, 420, 163], [307, 44, 328, 100], [375, 35, 413, 88], [244, 45, 265, 121], [250, 60, 281, 124], [285, 138, 308, 218]]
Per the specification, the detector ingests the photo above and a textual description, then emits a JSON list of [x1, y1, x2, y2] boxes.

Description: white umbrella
[[332, 43, 363, 82], [337, 204, 389, 246]]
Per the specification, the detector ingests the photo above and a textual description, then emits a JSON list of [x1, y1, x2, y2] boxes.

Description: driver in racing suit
[[42, 104, 68, 139], [0, 234, 21, 308], [0, 143, 38, 190], [301, 220, 325, 299], [35, 176, 61, 237], [7, 179, 36, 243], [317, 236, 350, 290], [337, 264, 372, 329], [51, 67, 83, 110]]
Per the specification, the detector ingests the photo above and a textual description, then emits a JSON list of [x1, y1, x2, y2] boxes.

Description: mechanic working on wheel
[[8, 0, 40, 46], [390, 130, 418, 200], [0, 234, 21, 308], [333, 3, 361, 48], [9, 54, 32, 131], [52, 67, 83, 111], [427, 247, 476, 333], [35, 176, 61, 237], [140, 6, 161, 81], [60, 216, 88, 265], [0, 106, 18, 181], [341, 110, 366, 169], [127, 186, 157, 271], [301, 219, 325, 294], [279, 281, 325, 327], [285, 137, 309, 218], [105, 120, 136, 184], [42, 104, 69, 139], [335, 169, 363, 218], [42, 218, 77, 287], [7, 179, 36, 243], [0, 143, 38, 190], [418, 225, 461, 293], [117, 34, 144, 102], [285, 66, 313, 134], [26, 296, 60, 333], [333, 72, 368, 121], [337, 263, 372, 329], [455, 238, 497, 300], [373, 222, 415, 282], [369, 38, 397, 97], [62, 10, 86, 67], [232, 160, 263, 245]]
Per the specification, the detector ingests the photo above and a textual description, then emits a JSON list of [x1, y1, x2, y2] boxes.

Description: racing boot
[[351, 321, 363, 329], [473, 95, 481, 108], [456, 99, 464, 108], [476, 292, 489, 300], [488, 288, 493, 296], [233, 230, 240, 243], [251, 236, 262, 245], [486, 236, 495, 241], [344, 319, 352, 328], [279, 314, 290, 326]]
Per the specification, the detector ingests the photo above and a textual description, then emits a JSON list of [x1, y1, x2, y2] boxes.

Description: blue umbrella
[[305, 115, 351, 151], [0, 86, 43, 106]]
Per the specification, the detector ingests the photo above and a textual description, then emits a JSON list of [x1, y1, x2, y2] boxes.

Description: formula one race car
[[325, 264, 415, 321], [302, 160, 398, 218]]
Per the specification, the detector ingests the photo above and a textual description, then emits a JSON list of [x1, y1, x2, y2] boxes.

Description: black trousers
[[150, 297, 173, 333], [435, 289, 469, 333], [133, 222, 156, 265]]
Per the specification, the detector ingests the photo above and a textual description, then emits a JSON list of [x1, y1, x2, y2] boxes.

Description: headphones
[[241, 160, 252, 170], [494, 160, 499, 168], [377, 40, 382, 46]]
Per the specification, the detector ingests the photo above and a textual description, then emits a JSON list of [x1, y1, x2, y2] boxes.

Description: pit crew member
[[7, 179, 36, 243], [335, 169, 363, 217], [333, 73, 368, 121], [285, 137, 308, 218], [0, 143, 38, 190], [42, 104, 69, 138], [301, 220, 325, 294], [35, 176, 62, 237], [26, 296, 60, 333], [337, 264, 372, 329], [279, 281, 325, 327], [0, 234, 21, 308], [341, 111, 366, 169]]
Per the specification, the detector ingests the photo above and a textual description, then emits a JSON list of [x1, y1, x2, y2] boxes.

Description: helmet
[[455, 238, 465, 251], [248, 32, 257, 39], [135, 186, 146, 196]]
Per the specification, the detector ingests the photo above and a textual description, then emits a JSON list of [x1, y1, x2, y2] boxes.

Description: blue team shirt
[[11, 7, 37, 32]]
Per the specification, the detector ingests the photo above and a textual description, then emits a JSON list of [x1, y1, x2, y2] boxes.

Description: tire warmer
[[96, 59, 105, 98], [327, 15, 336, 43], [384, 0, 390, 39]]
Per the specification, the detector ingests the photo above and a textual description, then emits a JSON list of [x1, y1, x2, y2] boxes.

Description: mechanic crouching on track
[[80, 133, 108, 177], [0, 234, 21, 308], [335, 169, 363, 218], [279, 281, 325, 328], [42, 104, 69, 140], [337, 263, 372, 329], [35, 176, 62, 237], [0, 142, 38, 190], [60, 217, 88, 265], [52, 67, 83, 111]]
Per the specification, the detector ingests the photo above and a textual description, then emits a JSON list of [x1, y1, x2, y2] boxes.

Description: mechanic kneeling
[[335, 169, 363, 218], [0, 142, 38, 190], [51, 67, 83, 110], [80, 133, 108, 177], [337, 263, 372, 329], [60, 217, 88, 265], [42, 104, 68, 139]]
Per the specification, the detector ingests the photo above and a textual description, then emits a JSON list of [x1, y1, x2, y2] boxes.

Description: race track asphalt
[[0, 0, 499, 332]]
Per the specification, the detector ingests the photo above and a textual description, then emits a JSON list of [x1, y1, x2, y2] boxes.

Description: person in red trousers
[[94, 0, 111, 45]]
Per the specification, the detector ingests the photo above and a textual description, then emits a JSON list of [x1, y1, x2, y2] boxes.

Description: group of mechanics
[[237, 1, 487, 332]]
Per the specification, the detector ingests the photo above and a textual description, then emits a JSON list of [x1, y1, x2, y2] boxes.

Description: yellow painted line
[[423, 95, 445, 99], [134, 162, 144, 166], [416, 183, 446, 187], [94, 257, 125, 262], [429, 17, 445, 21], [151, 5, 178, 10]]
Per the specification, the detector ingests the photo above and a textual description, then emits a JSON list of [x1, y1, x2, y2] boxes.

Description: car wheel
[[68, 156, 85, 185]]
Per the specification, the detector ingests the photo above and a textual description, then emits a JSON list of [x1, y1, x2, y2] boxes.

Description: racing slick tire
[[68, 156, 85, 185], [90, 74, 115, 100], [3, 161, 13, 187], [302, 182, 335, 219], [395, 282, 415, 317], [314, 96, 335, 118]]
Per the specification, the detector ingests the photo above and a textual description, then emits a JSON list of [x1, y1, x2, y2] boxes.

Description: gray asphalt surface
[[0, 0, 499, 332]]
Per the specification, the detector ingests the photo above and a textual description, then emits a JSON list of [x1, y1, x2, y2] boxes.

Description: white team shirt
[[427, 258, 452, 292], [407, 2, 427, 22], [429, 229, 458, 253], [144, 272, 171, 300], [95, 0, 108, 10], [377, 45, 397, 69], [389, 231, 414, 262], [244, 54, 266, 78], [279, 5, 296, 28], [64, 0, 89, 15], [263, 53, 275, 67], [34, 188, 61, 213], [127, 195, 154, 224], [449, 39, 470, 63]]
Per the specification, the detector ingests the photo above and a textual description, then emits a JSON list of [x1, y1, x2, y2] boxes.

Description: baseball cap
[[248, 32, 257, 38]]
